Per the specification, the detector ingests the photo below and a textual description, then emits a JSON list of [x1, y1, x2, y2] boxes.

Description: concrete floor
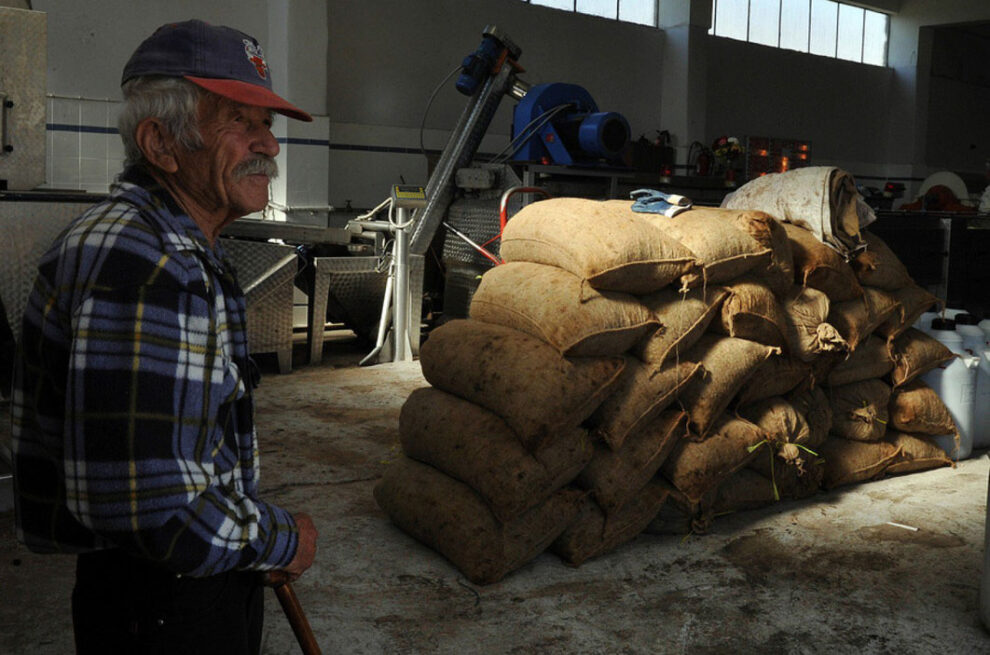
[[2, 336, 989, 654]]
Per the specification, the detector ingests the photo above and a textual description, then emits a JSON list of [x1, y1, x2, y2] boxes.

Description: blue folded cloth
[[630, 188, 693, 217]]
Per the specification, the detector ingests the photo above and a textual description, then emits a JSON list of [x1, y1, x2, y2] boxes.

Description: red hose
[[499, 185, 551, 232]]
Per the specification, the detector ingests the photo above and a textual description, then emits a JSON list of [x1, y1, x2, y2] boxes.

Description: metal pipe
[[509, 78, 532, 101], [393, 207, 411, 361], [358, 266, 393, 367]]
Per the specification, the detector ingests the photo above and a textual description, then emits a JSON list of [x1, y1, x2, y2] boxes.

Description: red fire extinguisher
[[695, 149, 712, 176]]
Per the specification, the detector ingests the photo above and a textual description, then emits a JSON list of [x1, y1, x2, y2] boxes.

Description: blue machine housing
[[511, 82, 630, 166]]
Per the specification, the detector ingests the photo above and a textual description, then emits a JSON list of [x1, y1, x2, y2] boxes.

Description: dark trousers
[[72, 549, 264, 655]]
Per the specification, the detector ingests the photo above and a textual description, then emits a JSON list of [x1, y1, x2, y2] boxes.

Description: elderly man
[[11, 20, 318, 653]]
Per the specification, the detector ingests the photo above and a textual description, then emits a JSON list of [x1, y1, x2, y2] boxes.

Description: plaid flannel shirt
[[11, 167, 298, 577]]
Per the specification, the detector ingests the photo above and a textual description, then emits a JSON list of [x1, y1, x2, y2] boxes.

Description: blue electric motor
[[511, 82, 630, 166], [456, 32, 504, 96]]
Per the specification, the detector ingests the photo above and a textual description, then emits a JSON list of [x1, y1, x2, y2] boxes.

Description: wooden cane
[[274, 582, 322, 655]]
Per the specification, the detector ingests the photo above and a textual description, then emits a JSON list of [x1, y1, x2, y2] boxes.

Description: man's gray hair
[[118, 76, 204, 168]]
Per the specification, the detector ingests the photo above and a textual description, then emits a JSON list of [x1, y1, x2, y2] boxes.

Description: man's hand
[[264, 512, 318, 586]]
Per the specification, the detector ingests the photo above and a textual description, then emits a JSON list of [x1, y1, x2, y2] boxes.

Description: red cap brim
[[185, 76, 313, 122]]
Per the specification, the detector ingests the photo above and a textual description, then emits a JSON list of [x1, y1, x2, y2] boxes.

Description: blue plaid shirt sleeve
[[13, 181, 298, 576]]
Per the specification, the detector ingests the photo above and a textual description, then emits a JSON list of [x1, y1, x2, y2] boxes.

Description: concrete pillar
[[264, 0, 330, 223], [659, 0, 712, 172], [267, 0, 290, 220], [883, 16, 933, 201]]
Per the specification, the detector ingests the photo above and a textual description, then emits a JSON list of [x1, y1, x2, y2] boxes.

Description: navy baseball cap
[[122, 19, 312, 122]]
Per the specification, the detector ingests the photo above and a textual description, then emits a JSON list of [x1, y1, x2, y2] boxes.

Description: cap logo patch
[[243, 39, 268, 80]]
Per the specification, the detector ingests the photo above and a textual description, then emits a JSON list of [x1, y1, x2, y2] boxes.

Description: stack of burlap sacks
[[374, 197, 959, 584]]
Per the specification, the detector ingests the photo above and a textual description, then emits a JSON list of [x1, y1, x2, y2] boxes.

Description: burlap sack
[[888, 327, 956, 387], [643, 480, 711, 535], [677, 334, 779, 438], [500, 197, 697, 293], [633, 286, 729, 366], [827, 287, 901, 351], [819, 437, 903, 489], [643, 206, 773, 287], [735, 355, 813, 406], [785, 387, 832, 449], [784, 222, 864, 301], [420, 319, 625, 450], [739, 395, 823, 496], [469, 261, 659, 357], [577, 410, 688, 513], [887, 379, 957, 435], [746, 442, 825, 500], [661, 414, 767, 503], [722, 166, 868, 256], [713, 277, 788, 349], [874, 284, 942, 340], [884, 431, 953, 475], [827, 335, 894, 386], [374, 456, 586, 585], [399, 387, 593, 522], [851, 231, 914, 290], [717, 209, 795, 296], [828, 379, 892, 442], [787, 386, 832, 448], [809, 350, 846, 388], [781, 285, 848, 361], [710, 468, 779, 514], [738, 396, 812, 446], [588, 358, 701, 450], [550, 480, 669, 567]]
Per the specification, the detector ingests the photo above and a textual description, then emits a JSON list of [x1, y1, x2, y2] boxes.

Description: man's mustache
[[233, 156, 279, 180]]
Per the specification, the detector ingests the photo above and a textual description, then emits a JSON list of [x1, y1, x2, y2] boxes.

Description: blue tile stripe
[[48, 123, 118, 134], [43, 125, 925, 183], [48, 124, 333, 145], [46, 124, 484, 157], [329, 142, 420, 154], [329, 143, 499, 160], [281, 137, 330, 146]]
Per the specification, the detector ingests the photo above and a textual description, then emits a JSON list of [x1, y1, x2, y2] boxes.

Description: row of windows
[[710, 0, 889, 66], [517, 0, 889, 66], [518, 0, 658, 27]]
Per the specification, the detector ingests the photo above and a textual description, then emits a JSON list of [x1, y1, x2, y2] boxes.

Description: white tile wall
[[46, 96, 118, 192], [286, 115, 331, 209], [44, 95, 331, 215]]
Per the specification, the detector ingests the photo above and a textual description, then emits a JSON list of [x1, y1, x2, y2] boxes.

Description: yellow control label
[[392, 184, 427, 209], [395, 187, 426, 199]]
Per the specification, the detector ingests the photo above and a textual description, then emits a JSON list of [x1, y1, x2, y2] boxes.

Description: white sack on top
[[722, 166, 874, 257]]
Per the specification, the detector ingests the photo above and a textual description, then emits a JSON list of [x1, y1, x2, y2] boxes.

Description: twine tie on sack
[[747, 440, 822, 501]]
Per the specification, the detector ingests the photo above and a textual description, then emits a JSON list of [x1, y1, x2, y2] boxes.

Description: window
[[809, 0, 839, 57], [523, 1, 658, 27], [709, 0, 889, 66], [748, 0, 781, 47]]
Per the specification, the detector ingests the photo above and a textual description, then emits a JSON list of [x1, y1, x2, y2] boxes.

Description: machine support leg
[[393, 207, 412, 362]]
